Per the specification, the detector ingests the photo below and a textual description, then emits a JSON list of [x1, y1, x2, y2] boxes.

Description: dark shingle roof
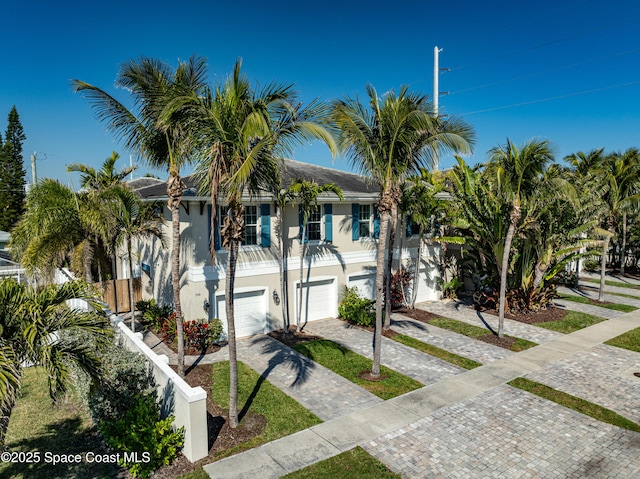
[[132, 159, 378, 200]]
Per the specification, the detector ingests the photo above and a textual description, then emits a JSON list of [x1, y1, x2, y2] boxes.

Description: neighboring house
[[129, 159, 441, 338], [0, 230, 9, 250]]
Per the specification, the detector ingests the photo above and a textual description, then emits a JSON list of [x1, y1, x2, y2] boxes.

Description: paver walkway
[[559, 285, 640, 308], [304, 319, 464, 386], [581, 271, 640, 286], [552, 297, 624, 319], [202, 309, 640, 479], [577, 278, 640, 298], [390, 312, 512, 364]]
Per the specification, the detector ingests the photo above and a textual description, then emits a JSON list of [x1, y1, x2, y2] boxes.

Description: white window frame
[[359, 204, 374, 239]]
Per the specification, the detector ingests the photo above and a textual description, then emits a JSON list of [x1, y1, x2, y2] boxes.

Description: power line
[[458, 81, 640, 116], [449, 47, 640, 95]]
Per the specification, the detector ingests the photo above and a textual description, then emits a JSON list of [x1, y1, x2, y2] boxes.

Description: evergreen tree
[[0, 106, 26, 231]]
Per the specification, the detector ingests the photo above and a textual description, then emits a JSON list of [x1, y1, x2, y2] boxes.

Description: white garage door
[[414, 268, 438, 303], [347, 273, 376, 301], [215, 289, 267, 338], [296, 278, 336, 322]]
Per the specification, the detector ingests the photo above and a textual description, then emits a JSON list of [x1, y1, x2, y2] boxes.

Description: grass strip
[[509, 377, 640, 433], [210, 361, 321, 459], [293, 340, 423, 400], [534, 311, 606, 333], [427, 317, 537, 352], [558, 293, 637, 312], [604, 326, 640, 353], [1, 368, 120, 479], [391, 333, 482, 370], [582, 277, 640, 290], [283, 446, 401, 479]]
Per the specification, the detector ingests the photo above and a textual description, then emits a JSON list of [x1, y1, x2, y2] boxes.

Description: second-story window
[[359, 204, 371, 237], [308, 205, 322, 241], [244, 205, 259, 245]]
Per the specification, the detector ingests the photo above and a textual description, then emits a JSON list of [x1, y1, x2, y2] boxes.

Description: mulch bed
[[148, 364, 266, 479], [267, 326, 323, 348]]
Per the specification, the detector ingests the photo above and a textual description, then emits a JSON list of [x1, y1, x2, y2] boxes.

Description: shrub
[[390, 268, 412, 308], [442, 277, 464, 299], [100, 393, 184, 479], [139, 299, 173, 329], [183, 319, 223, 354], [583, 258, 600, 272], [339, 286, 375, 327], [158, 311, 178, 343]]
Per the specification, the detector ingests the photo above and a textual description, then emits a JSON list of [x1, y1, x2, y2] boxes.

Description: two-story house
[[129, 159, 441, 338]]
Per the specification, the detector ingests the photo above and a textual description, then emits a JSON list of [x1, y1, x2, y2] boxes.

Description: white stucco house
[[128, 159, 441, 338]]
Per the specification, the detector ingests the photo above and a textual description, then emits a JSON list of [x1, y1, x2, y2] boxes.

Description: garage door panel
[[216, 289, 267, 338], [347, 273, 376, 301], [296, 278, 336, 322]]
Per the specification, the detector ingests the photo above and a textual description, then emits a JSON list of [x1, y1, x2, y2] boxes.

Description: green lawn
[[209, 361, 321, 459], [282, 446, 401, 479], [427, 317, 538, 352], [582, 277, 640, 291], [534, 311, 606, 333], [293, 340, 423, 399], [509, 377, 640, 433], [604, 327, 640, 353], [390, 333, 482, 370], [0, 368, 121, 479], [558, 293, 637, 312]]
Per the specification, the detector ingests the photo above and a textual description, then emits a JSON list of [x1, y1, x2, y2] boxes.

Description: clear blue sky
[[2, 0, 640, 187]]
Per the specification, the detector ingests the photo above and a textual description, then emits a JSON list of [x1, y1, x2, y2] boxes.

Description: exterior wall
[[140, 198, 441, 335]]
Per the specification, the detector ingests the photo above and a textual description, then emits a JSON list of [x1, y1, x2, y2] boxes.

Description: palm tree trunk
[[171, 204, 185, 377], [276, 206, 289, 333], [384, 203, 397, 329], [127, 236, 135, 331], [599, 236, 610, 301], [498, 219, 517, 339], [83, 238, 92, 283], [621, 211, 627, 276], [226, 231, 240, 429], [297, 223, 307, 333], [410, 225, 424, 309], [372, 208, 390, 377]]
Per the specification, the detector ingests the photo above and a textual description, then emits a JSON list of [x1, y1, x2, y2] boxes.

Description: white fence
[[111, 315, 209, 462]]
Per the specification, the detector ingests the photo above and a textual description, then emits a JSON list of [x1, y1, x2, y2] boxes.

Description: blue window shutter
[[373, 205, 380, 239], [406, 215, 413, 238], [352, 203, 360, 240], [324, 203, 333, 242], [260, 203, 270, 248]]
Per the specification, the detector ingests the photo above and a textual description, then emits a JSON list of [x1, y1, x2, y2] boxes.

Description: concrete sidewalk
[[202, 310, 640, 478]]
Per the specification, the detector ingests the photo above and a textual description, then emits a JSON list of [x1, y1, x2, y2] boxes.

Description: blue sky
[[2, 0, 639, 187]]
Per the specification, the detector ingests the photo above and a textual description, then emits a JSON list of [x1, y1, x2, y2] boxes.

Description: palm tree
[[486, 139, 554, 337], [107, 187, 166, 330], [332, 84, 474, 376], [72, 55, 209, 377], [67, 151, 137, 190], [9, 179, 113, 283], [288, 178, 343, 332], [178, 59, 336, 428], [0, 278, 112, 450]]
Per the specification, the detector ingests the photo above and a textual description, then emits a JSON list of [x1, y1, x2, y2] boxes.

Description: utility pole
[[30, 151, 37, 187], [433, 46, 449, 171]]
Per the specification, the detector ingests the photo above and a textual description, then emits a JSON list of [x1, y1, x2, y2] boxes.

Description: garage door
[[215, 289, 267, 338], [347, 273, 376, 301], [414, 268, 438, 303], [296, 278, 336, 322]]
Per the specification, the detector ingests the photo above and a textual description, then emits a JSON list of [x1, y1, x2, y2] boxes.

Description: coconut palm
[[67, 151, 137, 190], [72, 55, 209, 377], [0, 278, 112, 450], [9, 179, 113, 283], [107, 187, 166, 330], [175, 59, 336, 428], [485, 139, 553, 337], [332, 84, 474, 376], [288, 178, 343, 332]]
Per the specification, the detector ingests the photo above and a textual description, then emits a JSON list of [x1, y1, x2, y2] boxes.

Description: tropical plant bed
[[147, 324, 223, 356]]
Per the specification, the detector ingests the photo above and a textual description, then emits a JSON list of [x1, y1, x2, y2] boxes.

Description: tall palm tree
[[176, 59, 336, 428], [72, 55, 209, 377], [288, 178, 343, 332], [0, 278, 112, 450], [332, 84, 474, 376], [107, 187, 166, 330], [486, 139, 554, 337]]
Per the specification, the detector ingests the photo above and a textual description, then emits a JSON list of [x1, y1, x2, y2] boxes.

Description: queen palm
[[486, 139, 554, 337], [175, 60, 336, 428], [0, 278, 112, 450], [332, 84, 474, 376], [72, 55, 209, 377], [288, 178, 343, 332]]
